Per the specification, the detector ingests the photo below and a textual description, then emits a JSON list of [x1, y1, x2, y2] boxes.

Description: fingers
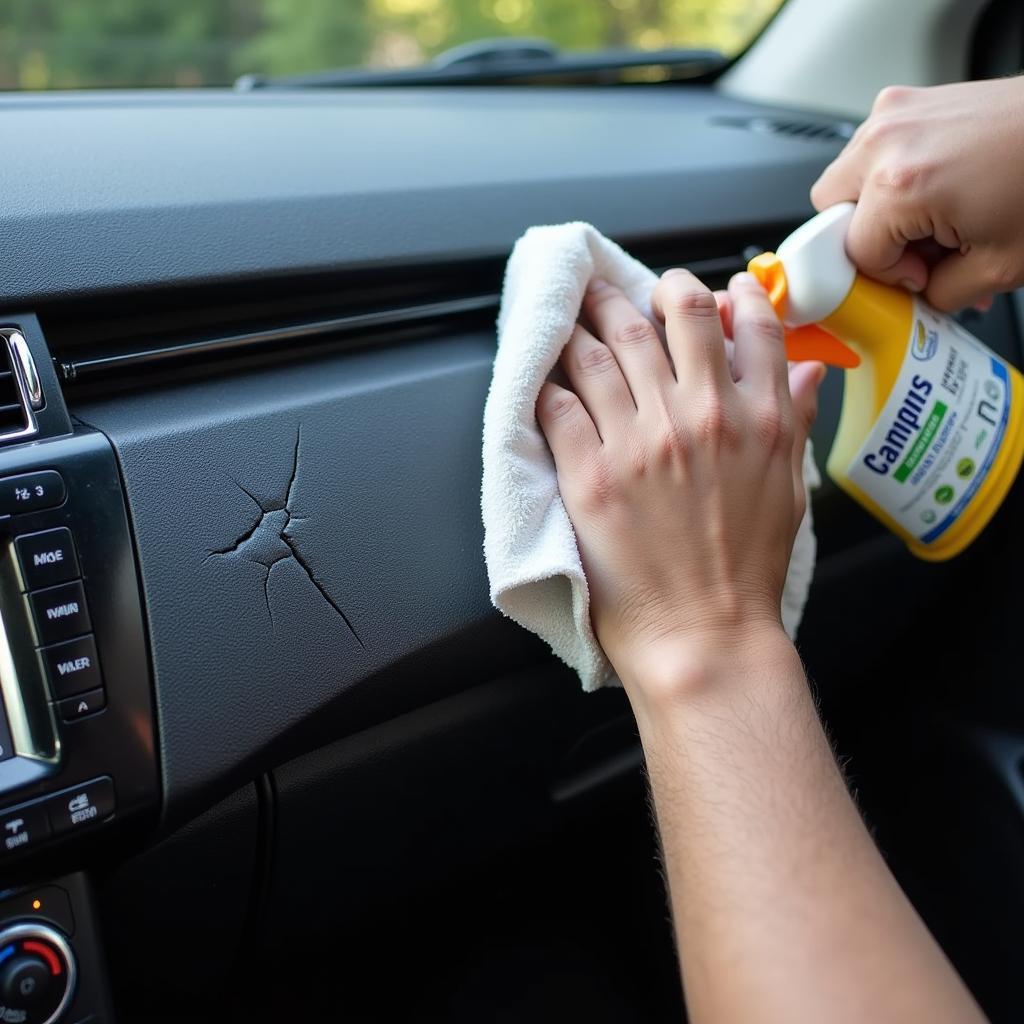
[[925, 249, 1018, 313], [812, 135, 932, 292], [581, 279, 675, 404], [536, 382, 601, 464], [727, 272, 788, 396], [558, 324, 636, 438], [844, 197, 930, 291], [810, 150, 861, 212], [788, 361, 825, 508], [650, 269, 731, 389]]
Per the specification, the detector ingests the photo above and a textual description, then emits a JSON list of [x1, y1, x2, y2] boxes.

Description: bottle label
[[847, 299, 1011, 545]]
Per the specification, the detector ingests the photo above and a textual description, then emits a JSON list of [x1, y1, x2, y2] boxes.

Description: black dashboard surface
[[0, 85, 849, 819], [0, 87, 838, 303]]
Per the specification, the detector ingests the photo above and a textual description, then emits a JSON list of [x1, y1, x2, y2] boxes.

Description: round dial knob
[[0, 923, 75, 1024]]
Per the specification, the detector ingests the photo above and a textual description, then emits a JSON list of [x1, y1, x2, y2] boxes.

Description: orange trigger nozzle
[[783, 324, 861, 369], [747, 251, 861, 370]]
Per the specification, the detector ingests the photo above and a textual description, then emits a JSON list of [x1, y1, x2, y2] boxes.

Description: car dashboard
[[0, 84, 1019, 1023]]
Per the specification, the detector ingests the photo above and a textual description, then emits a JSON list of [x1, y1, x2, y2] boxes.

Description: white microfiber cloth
[[482, 222, 820, 692]]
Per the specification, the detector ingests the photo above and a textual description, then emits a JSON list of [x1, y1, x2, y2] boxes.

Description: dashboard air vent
[[0, 330, 41, 443], [43, 223, 800, 396], [714, 115, 856, 145]]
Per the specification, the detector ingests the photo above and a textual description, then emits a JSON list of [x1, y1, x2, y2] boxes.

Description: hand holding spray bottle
[[750, 203, 1024, 560]]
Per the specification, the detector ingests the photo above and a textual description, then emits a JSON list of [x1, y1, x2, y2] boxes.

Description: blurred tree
[[241, 0, 370, 77], [0, 0, 783, 90]]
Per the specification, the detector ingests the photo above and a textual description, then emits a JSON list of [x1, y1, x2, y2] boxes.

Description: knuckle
[[653, 420, 691, 465], [872, 84, 915, 112], [755, 401, 792, 451], [575, 341, 616, 375], [870, 156, 929, 198], [693, 395, 737, 446], [667, 286, 719, 321], [542, 389, 579, 421], [861, 115, 899, 150], [576, 459, 617, 513], [741, 312, 784, 343], [614, 318, 658, 348]]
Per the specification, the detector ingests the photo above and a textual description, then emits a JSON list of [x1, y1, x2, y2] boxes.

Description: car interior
[[0, 0, 1023, 1020]]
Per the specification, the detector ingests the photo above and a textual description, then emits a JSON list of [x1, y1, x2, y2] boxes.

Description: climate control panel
[[0, 429, 158, 870]]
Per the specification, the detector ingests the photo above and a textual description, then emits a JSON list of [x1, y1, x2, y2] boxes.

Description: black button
[[41, 635, 102, 700], [0, 471, 65, 517], [15, 528, 80, 591], [57, 687, 105, 722], [0, 954, 52, 1007], [47, 777, 114, 836], [0, 803, 51, 857], [29, 581, 91, 645]]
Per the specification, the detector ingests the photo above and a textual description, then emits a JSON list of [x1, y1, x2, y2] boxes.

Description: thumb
[[789, 361, 825, 509], [925, 249, 1009, 313]]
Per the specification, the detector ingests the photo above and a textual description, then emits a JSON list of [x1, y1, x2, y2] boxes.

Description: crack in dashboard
[[207, 426, 364, 649]]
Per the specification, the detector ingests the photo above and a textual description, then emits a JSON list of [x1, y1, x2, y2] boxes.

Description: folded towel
[[482, 222, 820, 692]]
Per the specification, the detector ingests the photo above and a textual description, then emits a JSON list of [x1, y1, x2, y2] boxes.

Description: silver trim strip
[[56, 253, 751, 382], [8, 331, 42, 410], [0, 329, 38, 441]]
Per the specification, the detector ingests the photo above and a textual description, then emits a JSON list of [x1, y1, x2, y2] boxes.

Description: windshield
[[0, 0, 785, 90]]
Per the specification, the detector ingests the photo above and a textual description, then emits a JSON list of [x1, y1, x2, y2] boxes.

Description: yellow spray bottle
[[749, 202, 1024, 560]]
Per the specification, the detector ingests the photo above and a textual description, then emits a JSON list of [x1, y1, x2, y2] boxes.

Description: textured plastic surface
[[0, 87, 838, 304], [75, 337, 502, 817]]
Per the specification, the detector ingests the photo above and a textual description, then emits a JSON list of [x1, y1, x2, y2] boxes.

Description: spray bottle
[[749, 202, 1024, 560]]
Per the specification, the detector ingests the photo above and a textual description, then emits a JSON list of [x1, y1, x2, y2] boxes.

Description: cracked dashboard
[[0, 83, 852, 830], [208, 427, 365, 650], [15, 77, 1023, 1023], [0, 84, 870, 1017], [0, 76, 1019, 1024]]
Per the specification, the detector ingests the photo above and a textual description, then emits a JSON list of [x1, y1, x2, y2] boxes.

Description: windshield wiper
[[235, 37, 726, 90]]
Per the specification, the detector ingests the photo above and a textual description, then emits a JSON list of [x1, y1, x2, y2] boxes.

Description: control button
[[0, 803, 50, 857], [29, 581, 91, 645], [47, 777, 114, 837], [0, 923, 76, 1024], [1, 952, 51, 1007], [57, 687, 105, 722], [0, 471, 66, 517], [15, 529, 80, 591], [41, 636, 102, 700]]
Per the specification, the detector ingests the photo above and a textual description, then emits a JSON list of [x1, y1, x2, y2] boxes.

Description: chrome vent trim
[[0, 329, 39, 443]]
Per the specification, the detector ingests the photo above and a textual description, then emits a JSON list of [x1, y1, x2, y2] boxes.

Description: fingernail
[[815, 363, 828, 385], [900, 278, 923, 293], [974, 295, 994, 313], [587, 277, 609, 293], [733, 272, 757, 286]]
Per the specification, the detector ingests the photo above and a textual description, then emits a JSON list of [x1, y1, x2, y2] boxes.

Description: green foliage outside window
[[0, 0, 784, 90]]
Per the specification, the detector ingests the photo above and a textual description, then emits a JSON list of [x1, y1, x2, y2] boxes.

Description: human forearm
[[631, 631, 985, 1024], [535, 268, 985, 1022]]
